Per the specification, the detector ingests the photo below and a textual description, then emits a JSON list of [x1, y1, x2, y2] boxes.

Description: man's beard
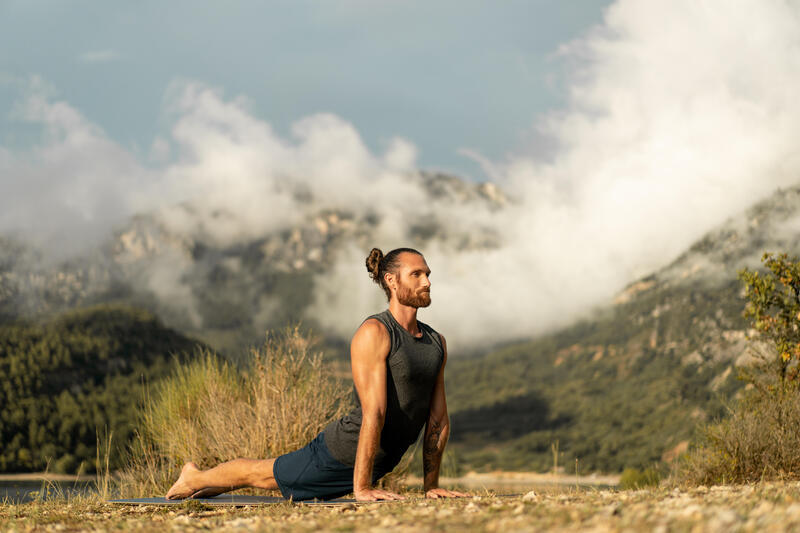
[[396, 283, 431, 308]]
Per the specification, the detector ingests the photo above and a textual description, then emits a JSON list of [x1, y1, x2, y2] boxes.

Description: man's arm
[[423, 335, 467, 498], [351, 319, 404, 501]]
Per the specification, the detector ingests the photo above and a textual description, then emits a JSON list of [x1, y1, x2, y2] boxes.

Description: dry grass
[[116, 326, 349, 497], [10, 483, 800, 532], [680, 388, 800, 486]]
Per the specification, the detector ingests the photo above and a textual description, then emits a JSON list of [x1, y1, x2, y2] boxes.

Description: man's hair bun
[[366, 248, 384, 283]]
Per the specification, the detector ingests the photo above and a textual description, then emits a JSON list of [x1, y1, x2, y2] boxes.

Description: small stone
[[522, 490, 538, 502]]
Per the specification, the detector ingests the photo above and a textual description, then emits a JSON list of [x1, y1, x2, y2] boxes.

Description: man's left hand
[[425, 488, 469, 499]]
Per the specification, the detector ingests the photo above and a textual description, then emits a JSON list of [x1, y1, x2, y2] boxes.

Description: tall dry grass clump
[[116, 326, 349, 497], [680, 390, 800, 485]]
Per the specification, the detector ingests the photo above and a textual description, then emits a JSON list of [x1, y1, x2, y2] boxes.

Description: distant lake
[[1, 480, 94, 504]]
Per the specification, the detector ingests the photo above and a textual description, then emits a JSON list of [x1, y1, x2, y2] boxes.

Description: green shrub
[[619, 467, 660, 490]]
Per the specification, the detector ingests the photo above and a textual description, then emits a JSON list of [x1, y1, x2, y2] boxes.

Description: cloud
[[0, 79, 153, 257], [312, 0, 800, 346], [77, 49, 120, 64], [4, 0, 800, 350]]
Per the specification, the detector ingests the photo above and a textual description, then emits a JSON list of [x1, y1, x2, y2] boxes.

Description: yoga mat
[[108, 495, 383, 506]]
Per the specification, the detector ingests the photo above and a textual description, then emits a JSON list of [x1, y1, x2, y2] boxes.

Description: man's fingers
[[363, 489, 405, 501], [426, 488, 469, 499]]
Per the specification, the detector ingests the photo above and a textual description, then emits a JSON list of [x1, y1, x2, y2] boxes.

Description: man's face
[[391, 253, 432, 308]]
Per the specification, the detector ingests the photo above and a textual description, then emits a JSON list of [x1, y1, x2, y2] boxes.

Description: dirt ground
[[4, 481, 800, 532]]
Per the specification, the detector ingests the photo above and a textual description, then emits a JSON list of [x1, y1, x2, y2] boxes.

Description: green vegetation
[[118, 326, 349, 497], [447, 280, 744, 473], [682, 253, 800, 484], [0, 305, 198, 473], [619, 467, 660, 490]]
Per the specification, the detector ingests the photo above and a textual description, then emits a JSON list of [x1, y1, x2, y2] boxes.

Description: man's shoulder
[[355, 317, 390, 341]]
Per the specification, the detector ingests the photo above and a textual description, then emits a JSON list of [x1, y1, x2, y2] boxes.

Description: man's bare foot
[[166, 462, 201, 499], [189, 487, 228, 499]]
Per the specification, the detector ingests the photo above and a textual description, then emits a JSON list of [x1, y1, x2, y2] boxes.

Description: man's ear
[[384, 271, 396, 290]]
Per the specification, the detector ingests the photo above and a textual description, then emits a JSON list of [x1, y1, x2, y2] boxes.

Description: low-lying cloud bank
[[3, 0, 800, 349]]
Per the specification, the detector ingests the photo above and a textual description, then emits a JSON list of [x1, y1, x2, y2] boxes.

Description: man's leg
[[165, 458, 278, 499]]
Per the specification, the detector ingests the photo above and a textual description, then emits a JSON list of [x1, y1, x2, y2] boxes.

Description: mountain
[[446, 185, 800, 473], [0, 171, 506, 354]]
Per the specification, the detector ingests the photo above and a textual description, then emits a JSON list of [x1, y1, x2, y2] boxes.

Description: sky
[[3, 1, 800, 347], [0, 0, 610, 180]]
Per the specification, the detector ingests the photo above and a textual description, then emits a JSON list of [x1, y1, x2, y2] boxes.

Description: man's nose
[[421, 275, 431, 288]]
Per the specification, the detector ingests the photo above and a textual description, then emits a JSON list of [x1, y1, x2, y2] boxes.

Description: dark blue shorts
[[273, 432, 396, 501]]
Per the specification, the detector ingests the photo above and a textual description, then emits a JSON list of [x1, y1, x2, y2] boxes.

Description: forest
[[0, 305, 199, 473]]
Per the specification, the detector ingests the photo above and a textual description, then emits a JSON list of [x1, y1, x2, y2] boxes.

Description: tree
[[738, 252, 800, 391]]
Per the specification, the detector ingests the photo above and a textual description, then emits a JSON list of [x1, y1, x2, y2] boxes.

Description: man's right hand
[[354, 488, 405, 501]]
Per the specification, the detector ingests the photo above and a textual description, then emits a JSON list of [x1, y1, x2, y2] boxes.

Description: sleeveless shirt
[[322, 309, 444, 467]]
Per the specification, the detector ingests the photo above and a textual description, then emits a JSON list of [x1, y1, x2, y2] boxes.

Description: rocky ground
[[3, 482, 800, 532]]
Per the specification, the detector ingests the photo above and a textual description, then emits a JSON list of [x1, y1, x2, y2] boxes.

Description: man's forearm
[[353, 413, 383, 492], [422, 418, 450, 491]]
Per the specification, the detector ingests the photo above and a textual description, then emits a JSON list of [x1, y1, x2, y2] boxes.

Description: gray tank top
[[322, 309, 444, 467]]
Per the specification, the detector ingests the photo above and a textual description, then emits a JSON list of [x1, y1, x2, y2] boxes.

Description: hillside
[[447, 185, 800, 473], [0, 171, 505, 354], [0, 305, 200, 473]]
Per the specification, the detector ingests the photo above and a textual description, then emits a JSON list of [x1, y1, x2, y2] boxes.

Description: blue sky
[[0, 0, 610, 180]]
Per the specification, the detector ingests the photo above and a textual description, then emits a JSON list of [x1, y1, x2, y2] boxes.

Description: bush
[[680, 390, 800, 485], [619, 467, 660, 490], [116, 326, 349, 497]]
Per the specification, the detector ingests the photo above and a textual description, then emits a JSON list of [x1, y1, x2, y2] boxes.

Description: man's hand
[[425, 488, 469, 499], [354, 488, 406, 501]]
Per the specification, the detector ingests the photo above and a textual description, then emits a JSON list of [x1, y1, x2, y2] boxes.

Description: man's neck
[[388, 301, 421, 337]]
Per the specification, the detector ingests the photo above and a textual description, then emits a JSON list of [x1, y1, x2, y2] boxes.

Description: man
[[166, 247, 466, 501]]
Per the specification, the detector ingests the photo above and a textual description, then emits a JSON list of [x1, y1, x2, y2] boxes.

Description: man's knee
[[249, 458, 278, 489]]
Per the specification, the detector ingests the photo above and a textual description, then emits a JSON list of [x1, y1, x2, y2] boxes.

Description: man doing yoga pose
[[166, 247, 466, 501]]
